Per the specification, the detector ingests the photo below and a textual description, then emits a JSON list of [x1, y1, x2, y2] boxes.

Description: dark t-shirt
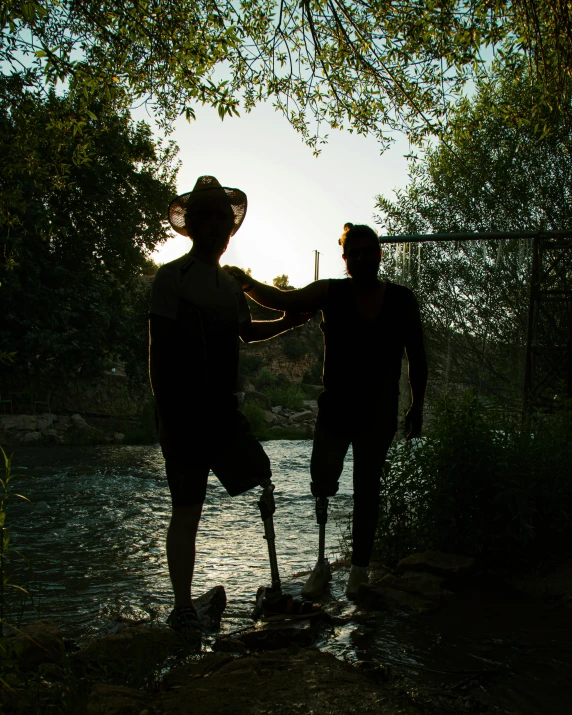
[[319, 278, 422, 424], [149, 254, 250, 405]]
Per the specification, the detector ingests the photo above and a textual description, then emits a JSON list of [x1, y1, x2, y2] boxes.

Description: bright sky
[[151, 102, 412, 287]]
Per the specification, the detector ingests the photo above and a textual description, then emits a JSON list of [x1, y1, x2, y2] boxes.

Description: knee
[[170, 503, 202, 532]]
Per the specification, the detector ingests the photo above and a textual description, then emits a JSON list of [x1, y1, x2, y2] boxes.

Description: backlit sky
[[151, 101, 411, 287]]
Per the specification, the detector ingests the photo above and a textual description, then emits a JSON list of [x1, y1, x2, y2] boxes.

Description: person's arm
[[239, 311, 313, 343], [403, 295, 428, 440], [224, 265, 329, 313]]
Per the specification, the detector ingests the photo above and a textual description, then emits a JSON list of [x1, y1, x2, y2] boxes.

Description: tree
[[375, 62, 572, 402], [272, 274, 292, 289], [2, 1, 571, 152], [0, 75, 179, 384]]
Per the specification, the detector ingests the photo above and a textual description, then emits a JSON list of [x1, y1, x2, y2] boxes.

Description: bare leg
[[167, 503, 203, 608]]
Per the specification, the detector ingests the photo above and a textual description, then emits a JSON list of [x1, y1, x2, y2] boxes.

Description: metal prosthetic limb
[[258, 479, 282, 594], [301, 496, 332, 598], [316, 496, 328, 565]]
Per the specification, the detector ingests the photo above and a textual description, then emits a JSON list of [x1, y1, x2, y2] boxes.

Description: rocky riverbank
[[3, 552, 572, 714]]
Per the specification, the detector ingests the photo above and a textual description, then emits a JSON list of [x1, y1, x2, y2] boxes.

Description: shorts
[[159, 409, 271, 506]]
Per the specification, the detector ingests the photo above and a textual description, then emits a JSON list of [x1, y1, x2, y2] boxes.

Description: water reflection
[[8, 442, 354, 637]]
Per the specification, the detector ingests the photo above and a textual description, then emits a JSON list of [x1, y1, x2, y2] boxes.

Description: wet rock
[[396, 551, 476, 581], [356, 584, 439, 614], [86, 683, 151, 715], [8, 619, 65, 669], [238, 623, 317, 651], [158, 647, 418, 714], [161, 652, 233, 690], [72, 625, 187, 677], [194, 585, 227, 629], [290, 410, 314, 423], [212, 637, 247, 654]]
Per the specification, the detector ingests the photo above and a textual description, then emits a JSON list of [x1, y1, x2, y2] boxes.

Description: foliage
[[241, 402, 270, 440], [303, 361, 324, 385], [266, 384, 305, 411], [237, 352, 264, 387], [375, 62, 572, 401], [374, 392, 572, 568], [281, 334, 310, 361], [0, 447, 32, 636], [272, 275, 292, 289], [3, 1, 571, 151], [0, 75, 178, 385]]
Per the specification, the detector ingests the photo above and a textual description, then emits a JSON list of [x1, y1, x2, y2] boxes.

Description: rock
[[194, 585, 227, 629], [355, 584, 439, 614], [22, 430, 42, 443], [243, 390, 272, 411], [36, 413, 57, 431], [8, 619, 65, 669], [235, 391, 245, 408], [42, 428, 60, 441], [377, 571, 445, 600], [303, 400, 318, 410], [113, 432, 125, 443], [71, 413, 89, 429], [0, 414, 25, 430], [38, 662, 66, 681], [238, 623, 317, 651], [262, 410, 276, 424], [271, 406, 282, 415], [506, 563, 572, 598], [21, 415, 38, 430], [57, 415, 72, 427], [212, 637, 247, 654], [72, 625, 188, 676], [396, 551, 476, 580], [161, 652, 233, 691], [86, 683, 151, 715], [290, 410, 314, 423]]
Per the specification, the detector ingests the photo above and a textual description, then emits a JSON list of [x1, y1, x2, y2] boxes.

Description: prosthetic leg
[[301, 496, 332, 599], [252, 480, 322, 620]]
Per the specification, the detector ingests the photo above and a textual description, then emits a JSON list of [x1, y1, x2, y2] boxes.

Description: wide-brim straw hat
[[168, 175, 247, 237]]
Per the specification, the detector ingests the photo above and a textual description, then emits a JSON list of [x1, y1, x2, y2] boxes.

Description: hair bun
[[343, 222, 354, 232]]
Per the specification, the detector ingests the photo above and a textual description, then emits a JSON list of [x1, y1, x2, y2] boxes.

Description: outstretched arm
[[403, 297, 428, 440], [224, 265, 329, 313], [239, 311, 313, 343]]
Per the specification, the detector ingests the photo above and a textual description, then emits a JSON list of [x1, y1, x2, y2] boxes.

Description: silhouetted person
[[149, 176, 314, 633], [225, 223, 428, 599]]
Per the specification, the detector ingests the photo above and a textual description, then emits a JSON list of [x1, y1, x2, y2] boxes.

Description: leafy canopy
[[0, 75, 178, 382], [2, 1, 571, 152]]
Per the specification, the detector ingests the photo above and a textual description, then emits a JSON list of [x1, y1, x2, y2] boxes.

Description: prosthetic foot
[[252, 480, 322, 621], [301, 497, 332, 599]]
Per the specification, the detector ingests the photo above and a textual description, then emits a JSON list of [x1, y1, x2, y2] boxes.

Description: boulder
[[290, 410, 314, 424], [0, 415, 25, 431], [36, 413, 57, 432], [72, 625, 187, 676], [238, 623, 316, 651], [22, 430, 42, 443], [271, 405, 282, 415], [21, 415, 38, 431], [113, 432, 125, 443], [57, 415, 72, 426], [194, 585, 227, 630], [377, 571, 445, 600], [262, 410, 276, 424], [86, 683, 151, 715], [212, 637, 247, 654], [235, 392, 245, 408], [8, 619, 65, 669], [396, 551, 476, 580], [243, 390, 272, 411], [42, 428, 60, 443], [355, 584, 439, 614], [71, 413, 89, 429]]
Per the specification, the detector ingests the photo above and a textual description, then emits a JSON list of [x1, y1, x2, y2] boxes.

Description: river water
[[6, 441, 354, 638]]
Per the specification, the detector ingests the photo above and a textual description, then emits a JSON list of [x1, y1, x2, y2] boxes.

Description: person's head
[[168, 176, 247, 259], [339, 223, 381, 283]]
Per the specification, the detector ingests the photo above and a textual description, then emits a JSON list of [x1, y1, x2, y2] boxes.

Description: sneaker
[[167, 606, 201, 637], [301, 559, 332, 599], [345, 565, 369, 600]]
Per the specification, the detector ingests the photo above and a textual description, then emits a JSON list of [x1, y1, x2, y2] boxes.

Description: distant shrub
[[238, 353, 264, 385], [254, 369, 289, 392], [266, 384, 305, 411], [241, 402, 270, 440], [282, 334, 308, 360], [371, 391, 572, 568], [303, 361, 323, 385]]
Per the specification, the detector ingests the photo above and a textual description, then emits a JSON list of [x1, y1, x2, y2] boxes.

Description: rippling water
[[7, 441, 354, 637]]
